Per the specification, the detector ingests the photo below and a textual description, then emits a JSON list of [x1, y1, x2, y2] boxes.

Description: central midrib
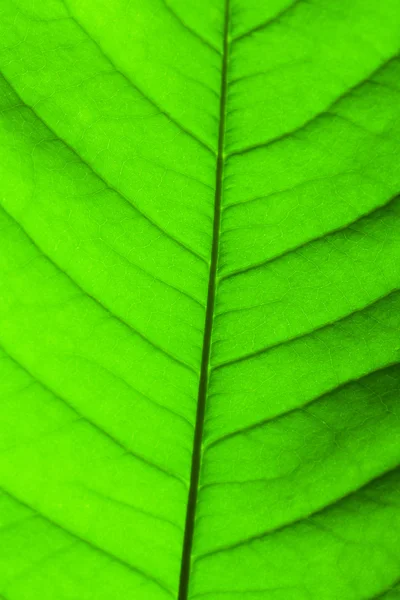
[[178, 0, 231, 598]]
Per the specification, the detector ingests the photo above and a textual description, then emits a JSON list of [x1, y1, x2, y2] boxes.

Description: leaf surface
[[0, 0, 400, 599]]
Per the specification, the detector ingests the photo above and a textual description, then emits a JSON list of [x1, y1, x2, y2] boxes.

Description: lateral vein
[[61, 0, 216, 156], [195, 465, 400, 561], [0, 486, 175, 596], [0, 71, 207, 264], [0, 202, 197, 375], [226, 53, 400, 160], [220, 192, 400, 281], [212, 288, 399, 372], [0, 340, 185, 485], [205, 360, 400, 451], [159, 0, 221, 55]]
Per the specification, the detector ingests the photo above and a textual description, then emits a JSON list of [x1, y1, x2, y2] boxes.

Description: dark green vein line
[[61, 0, 216, 156], [227, 53, 400, 159], [219, 192, 400, 282], [205, 361, 400, 451], [178, 1, 230, 598], [212, 288, 399, 372], [100, 239, 205, 309], [0, 70, 207, 264], [190, 588, 299, 599], [159, 0, 221, 55], [79, 485, 183, 531], [0, 202, 197, 375], [370, 577, 400, 599], [0, 486, 174, 596], [69, 355, 193, 427], [195, 465, 400, 562], [233, 0, 304, 43], [164, 61, 220, 98], [222, 170, 377, 213], [229, 59, 307, 88], [0, 340, 185, 485]]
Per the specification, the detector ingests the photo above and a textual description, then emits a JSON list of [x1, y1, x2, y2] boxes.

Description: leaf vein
[[195, 465, 400, 561], [220, 192, 399, 282], [0, 202, 197, 375], [227, 53, 400, 159], [0, 486, 175, 596], [205, 361, 400, 450], [232, 0, 305, 43], [0, 70, 207, 264], [0, 340, 186, 484], [158, 0, 221, 55], [212, 288, 399, 371], [61, 0, 216, 156]]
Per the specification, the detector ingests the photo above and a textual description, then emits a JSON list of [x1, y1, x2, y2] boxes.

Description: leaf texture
[[0, 0, 400, 599]]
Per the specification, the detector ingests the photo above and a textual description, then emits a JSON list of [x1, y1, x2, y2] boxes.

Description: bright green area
[[0, 0, 400, 599]]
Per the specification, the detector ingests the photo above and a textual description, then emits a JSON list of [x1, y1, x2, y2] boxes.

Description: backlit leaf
[[0, 1, 399, 599]]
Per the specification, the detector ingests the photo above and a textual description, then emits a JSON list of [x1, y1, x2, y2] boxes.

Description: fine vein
[[178, 1, 230, 597]]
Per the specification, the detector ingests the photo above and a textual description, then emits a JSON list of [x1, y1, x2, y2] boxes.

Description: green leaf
[[0, 0, 399, 599]]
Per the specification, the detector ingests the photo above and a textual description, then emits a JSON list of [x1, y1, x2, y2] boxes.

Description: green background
[[0, 0, 400, 598]]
